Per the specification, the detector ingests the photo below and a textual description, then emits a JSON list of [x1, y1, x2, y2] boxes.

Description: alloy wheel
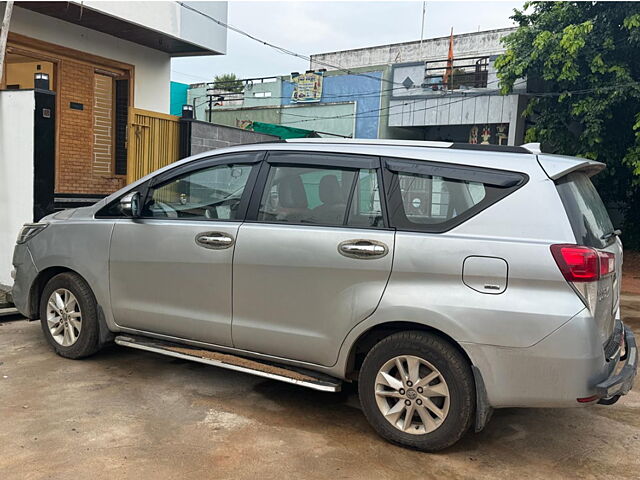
[[46, 288, 82, 347], [374, 355, 450, 435]]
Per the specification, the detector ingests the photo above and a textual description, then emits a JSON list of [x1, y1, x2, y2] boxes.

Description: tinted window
[[142, 163, 253, 220], [258, 165, 356, 225], [556, 172, 614, 248], [397, 172, 486, 224], [348, 169, 384, 227], [385, 158, 526, 232]]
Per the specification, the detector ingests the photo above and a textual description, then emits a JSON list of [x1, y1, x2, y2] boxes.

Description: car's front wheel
[[358, 331, 475, 451], [39, 272, 101, 359]]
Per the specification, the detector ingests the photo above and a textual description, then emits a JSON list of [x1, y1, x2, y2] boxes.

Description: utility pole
[[0, 1, 15, 84]]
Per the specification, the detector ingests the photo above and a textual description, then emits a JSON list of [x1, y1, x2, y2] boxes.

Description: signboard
[[291, 71, 323, 103], [468, 124, 509, 145]]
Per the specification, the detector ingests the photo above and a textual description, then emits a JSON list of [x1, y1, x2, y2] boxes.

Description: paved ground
[[1, 304, 639, 480]]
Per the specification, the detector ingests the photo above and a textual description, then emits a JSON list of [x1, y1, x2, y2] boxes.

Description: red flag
[[443, 28, 454, 89]]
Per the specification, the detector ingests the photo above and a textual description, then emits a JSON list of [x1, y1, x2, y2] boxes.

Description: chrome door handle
[[195, 232, 234, 249], [338, 240, 389, 259]]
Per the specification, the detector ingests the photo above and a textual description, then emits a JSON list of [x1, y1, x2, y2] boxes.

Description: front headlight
[[16, 223, 48, 244]]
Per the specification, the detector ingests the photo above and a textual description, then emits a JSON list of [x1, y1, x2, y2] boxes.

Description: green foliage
[[212, 73, 243, 93], [496, 1, 640, 248]]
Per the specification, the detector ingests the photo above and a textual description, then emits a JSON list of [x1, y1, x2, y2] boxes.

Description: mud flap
[[472, 365, 493, 432], [96, 305, 115, 346]]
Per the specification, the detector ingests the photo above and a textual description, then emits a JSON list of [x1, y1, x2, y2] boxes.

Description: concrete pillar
[[508, 94, 527, 146]]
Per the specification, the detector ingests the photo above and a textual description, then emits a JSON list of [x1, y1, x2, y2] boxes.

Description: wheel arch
[[342, 320, 493, 432], [29, 266, 113, 345], [28, 266, 77, 318], [343, 321, 474, 381]]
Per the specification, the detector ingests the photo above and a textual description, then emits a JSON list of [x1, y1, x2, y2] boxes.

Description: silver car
[[11, 139, 637, 451]]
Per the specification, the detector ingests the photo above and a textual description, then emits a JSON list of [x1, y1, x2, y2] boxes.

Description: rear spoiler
[[536, 153, 606, 180]]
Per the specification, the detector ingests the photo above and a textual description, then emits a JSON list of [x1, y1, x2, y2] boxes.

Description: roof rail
[[449, 143, 532, 154], [285, 138, 453, 148], [286, 138, 537, 154]]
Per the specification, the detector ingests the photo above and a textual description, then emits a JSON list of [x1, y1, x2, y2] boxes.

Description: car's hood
[[40, 206, 95, 222]]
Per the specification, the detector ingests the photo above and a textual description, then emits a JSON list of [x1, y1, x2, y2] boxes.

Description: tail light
[[550, 245, 599, 282], [551, 244, 616, 311], [599, 251, 615, 277]]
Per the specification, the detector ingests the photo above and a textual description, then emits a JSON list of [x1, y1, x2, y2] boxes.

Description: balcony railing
[[196, 76, 279, 108], [422, 55, 489, 91]]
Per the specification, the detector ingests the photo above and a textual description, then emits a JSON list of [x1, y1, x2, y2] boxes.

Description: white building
[[0, 1, 228, 288]]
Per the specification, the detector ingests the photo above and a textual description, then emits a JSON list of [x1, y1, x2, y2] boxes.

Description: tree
[[212, 73, 243, 93], [495, 2, 640, 247]]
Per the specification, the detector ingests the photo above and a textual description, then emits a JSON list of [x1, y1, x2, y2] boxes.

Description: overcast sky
[[171, 1, 525, 84]]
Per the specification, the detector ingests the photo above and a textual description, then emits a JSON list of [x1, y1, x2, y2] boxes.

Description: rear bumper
[[461, 311, 636, 408], [594, 326, 637, 399]]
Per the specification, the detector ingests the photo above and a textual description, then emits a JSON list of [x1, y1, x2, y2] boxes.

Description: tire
[[358, 331, 475, 452], [39, 272, 101, 359]]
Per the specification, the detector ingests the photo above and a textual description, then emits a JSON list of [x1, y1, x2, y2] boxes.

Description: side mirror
[[119, 191, 141, 217]]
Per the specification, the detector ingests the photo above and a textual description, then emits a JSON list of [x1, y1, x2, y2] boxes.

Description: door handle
[[338, 240, 389, 259], [195, 231, 235, 249]]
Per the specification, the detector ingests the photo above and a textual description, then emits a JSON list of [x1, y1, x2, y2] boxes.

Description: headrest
[[319, 175, 343, 205], [279, 175, 308, 209]]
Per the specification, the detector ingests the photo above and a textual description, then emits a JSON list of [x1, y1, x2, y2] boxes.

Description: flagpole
[[419, 1, 426, 57]]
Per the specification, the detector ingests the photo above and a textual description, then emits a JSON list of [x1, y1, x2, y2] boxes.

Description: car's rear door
[[231, 151, 395, 366], [555, 170, 622, 345], [109, 151, 263, 346]]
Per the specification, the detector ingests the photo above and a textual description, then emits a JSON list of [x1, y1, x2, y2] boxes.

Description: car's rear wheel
[[358, 331, 475, 451], [39, 272, 101, 359]]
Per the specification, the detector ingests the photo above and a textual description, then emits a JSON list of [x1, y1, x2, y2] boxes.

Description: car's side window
[[347, 169, 384, 227], [384, 157, 526, 232], [255, 163, 385, 228], [257, 165, 357, 225], [142, 163, 254, 220], [397, 172, 486, 224]]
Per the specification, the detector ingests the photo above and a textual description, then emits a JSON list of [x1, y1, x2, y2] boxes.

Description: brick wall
[[56, 59, 125, 194]]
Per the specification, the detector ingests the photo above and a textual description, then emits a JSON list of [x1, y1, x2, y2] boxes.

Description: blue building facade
[[281, 71, 383, 138]]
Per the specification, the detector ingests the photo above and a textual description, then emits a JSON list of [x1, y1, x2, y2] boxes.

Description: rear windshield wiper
[[601, 229, 622, 241]]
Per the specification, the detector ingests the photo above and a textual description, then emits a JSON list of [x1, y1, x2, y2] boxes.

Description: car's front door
[[232, 152, 395, 366], [109, 151, 262, 346]]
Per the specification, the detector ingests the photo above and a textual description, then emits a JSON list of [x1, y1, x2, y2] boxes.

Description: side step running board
[[114, 335, 342, 392]]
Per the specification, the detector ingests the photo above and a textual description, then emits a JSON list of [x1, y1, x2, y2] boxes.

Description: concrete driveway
[[1, 305, 639, 479]]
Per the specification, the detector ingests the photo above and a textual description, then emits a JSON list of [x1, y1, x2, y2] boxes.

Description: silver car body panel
[[109, 220, 240, 346], [11, 141, 632, 408], [19, 219, 115, 322], [462, 308, 617, 407], [232, 223, 395, 366]]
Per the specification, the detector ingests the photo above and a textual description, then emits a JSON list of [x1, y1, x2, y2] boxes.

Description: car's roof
[[183, 139, 538, 167], [284, 138, 535, 154]]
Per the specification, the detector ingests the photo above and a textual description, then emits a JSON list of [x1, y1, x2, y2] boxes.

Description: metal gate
[[126, 107, 181, 184]]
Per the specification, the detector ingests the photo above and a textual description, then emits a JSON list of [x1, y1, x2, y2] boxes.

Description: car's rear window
[[556, 172, 614, 248]]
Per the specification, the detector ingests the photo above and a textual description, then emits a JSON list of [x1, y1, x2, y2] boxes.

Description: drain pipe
[[0, 1, 15, 83]]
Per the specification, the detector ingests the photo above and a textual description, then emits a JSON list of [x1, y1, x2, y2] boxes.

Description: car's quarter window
[[397, 172, 486, 223], [383, 157, 527, 232], [142, 163, 254, 220]]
